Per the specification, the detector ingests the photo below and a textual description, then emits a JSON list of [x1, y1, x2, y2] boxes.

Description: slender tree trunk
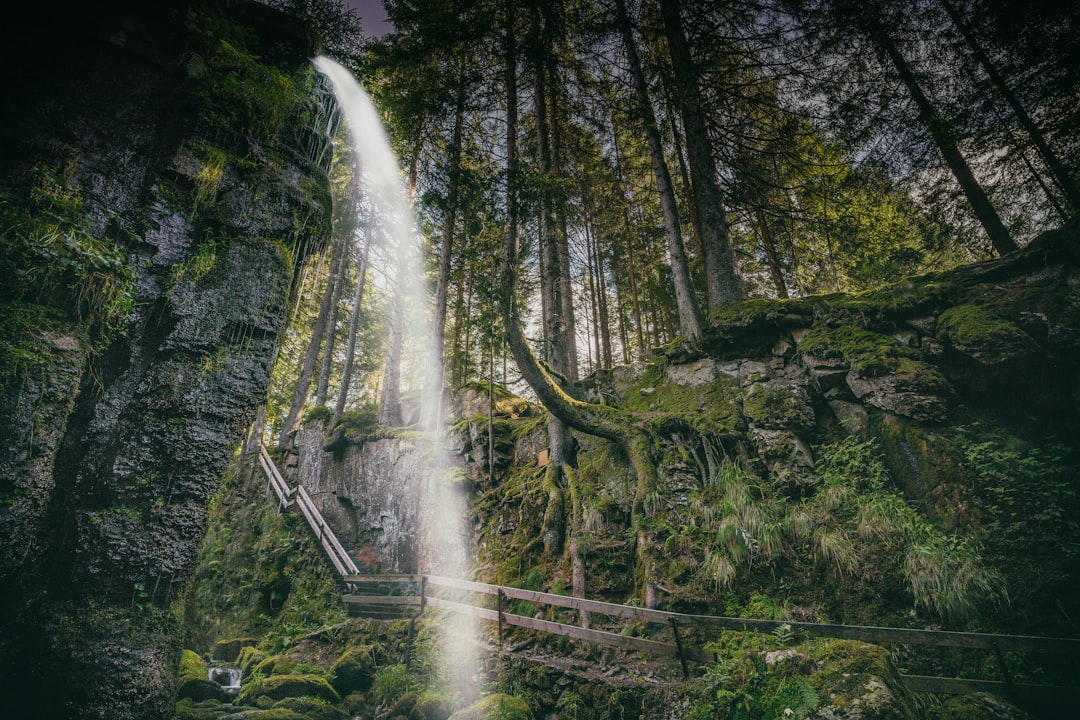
[[277, 208, 351, 449], [532, 1, 572, 557], [754, 206, 789, 298], [332, 225, 372, 429], [863, 10, 1017, 255], [595, 223, 613, 368], [585, 227, 601, 373], [939, 0, 1079, 211], [609, 119, 647, 357], [450, 260, 468, 387], [549, 60, 579, 382], [615, 0, 704, 344], [316, 177, 360, 406], [378, 253, 405, 426], [659, 0, 742, 309], [434, 60, 468, 375]]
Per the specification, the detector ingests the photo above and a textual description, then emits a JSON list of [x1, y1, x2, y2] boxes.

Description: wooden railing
[[256, 442, 359, 576], [250, 444, 1077, 706], [343, 573, 1080, 705]]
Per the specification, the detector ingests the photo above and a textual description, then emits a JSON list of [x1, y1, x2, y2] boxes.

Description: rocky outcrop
[[0, 2, 332, 718]]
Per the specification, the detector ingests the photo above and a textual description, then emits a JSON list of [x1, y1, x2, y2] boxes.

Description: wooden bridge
[[255, 442, 1080, 709]]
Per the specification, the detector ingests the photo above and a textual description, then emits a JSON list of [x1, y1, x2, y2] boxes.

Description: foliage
[[183, 10, 307, 148], [0, 168, 134, 365], [368, 663, 416, 708]]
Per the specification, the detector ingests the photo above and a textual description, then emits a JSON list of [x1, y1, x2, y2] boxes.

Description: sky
[[345, 0, 394, 37]]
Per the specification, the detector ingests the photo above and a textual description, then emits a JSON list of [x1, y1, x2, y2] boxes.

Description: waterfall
[[312, 55, 478, 704], [208, 667, 241, 699]]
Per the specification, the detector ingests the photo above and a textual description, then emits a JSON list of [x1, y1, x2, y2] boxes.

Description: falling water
[[312, 56, 477, 703]]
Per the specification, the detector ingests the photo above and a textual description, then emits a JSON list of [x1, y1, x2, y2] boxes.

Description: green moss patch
[[448, 693, 534, 720], [236, 673, 340, 706]]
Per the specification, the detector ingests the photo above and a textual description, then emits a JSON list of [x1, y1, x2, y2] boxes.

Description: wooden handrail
[[344, 573, 1080, 701], [255, 442, 359, 576], [385, 574, 1080, 656]]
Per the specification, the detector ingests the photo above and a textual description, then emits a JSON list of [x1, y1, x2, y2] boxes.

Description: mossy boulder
[[239, 645, 269, 677], [176, 649, 223, 703], [328, 644, 375, 695], [271, 696, 349, 720], [926, 691, 1032, 720], [173, 697, 220, 720], [412, 691, 453, 720], [447, 694, 534, 720], [236, 673, 340, 706], [386, 691, 419, 718], [213, 637, 258, 663], [935, 304, 1034, 365], [253, 654, 299, 677], [245, 710, 308, 720]]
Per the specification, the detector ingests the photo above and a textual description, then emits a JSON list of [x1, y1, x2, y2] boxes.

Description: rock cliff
[[0, 2, 333, 717]]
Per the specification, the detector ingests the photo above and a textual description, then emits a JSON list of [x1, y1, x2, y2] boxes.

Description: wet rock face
[[0, 3, 330, 718]]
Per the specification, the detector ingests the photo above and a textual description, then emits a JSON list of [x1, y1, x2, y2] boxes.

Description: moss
[[0, 302, 69, 389], [271, 697, 349, 720], [236, 673, 340, 706], [302, 404, 332, 424], [173, 698, 219, 720], [239, 645, 269, 676], [253, 654, 299, 677], [179, 649, 207, 681], [925, 692, 1028, 720], [176, 649, 224, 702], [328, 644, 375, 695], [621, 359, 742, 437], [447, 694, 534, 720], [934, 304, 1029, 351], [413, 691, 454, 720]]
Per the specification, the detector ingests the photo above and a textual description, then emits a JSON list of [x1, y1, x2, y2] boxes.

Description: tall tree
[[276, 175, 356, 448], [333, 224, 373, 429], [614, 0, 705, 344], [938, 0, 1080, 212], [658, 0, 743, 308]]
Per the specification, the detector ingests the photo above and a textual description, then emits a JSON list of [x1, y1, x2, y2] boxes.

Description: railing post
[[498, 589, 506, 649], [670, 617, 689, 679], [992, 640, 1017, 704]]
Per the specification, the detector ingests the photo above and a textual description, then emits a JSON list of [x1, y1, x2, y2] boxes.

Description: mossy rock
[[328, 644, 375, 695], [173, 698, 220, 720], [387, 691, 419, 718], [447, 694, 534, 720], [177, 650, 224, 702], [246, 710, 308, 720], [239, 645, 269, 677], [253, 654, 299, 677], [926, 691, 1032, 720], [236, 673, 340, 706], [272, 697, 349, 720], [213, 637, 258, 663], [412, 691, 453, 720], [935, 304, 1032, 363], [341, 692, 367, 715]]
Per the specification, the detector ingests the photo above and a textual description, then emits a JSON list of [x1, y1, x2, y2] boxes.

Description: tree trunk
[[754, 206, 789, 298], [433, 59, 467, 375], [864, 10, 1017, 255], [609, 118, 647, 358], [332, 225, 372, 429], [659, 0, 742, 309], [316, 176, 360, 406], [939, 0, 1079, 211], [532, 0, 573, 557], [276, 206, 351, 449], [378, 253, 405, 427], [615, 0, 704, 344]]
